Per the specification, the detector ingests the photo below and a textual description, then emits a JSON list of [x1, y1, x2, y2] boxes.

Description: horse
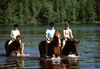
[[61, 38, 79, 56], [5, 35, 23, 56], [38, 30, 61, 58]]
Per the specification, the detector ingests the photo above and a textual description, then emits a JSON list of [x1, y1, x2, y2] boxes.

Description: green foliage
[[0, 0, 99, 25]]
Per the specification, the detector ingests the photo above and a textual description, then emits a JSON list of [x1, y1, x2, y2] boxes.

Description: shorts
[[63, 38, 70, 45]]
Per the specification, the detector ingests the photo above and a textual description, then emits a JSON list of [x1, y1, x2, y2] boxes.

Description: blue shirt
[[46, 29, 55, 38]]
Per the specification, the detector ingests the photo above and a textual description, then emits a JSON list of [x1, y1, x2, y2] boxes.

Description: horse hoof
[[21, 53, 30, 56]]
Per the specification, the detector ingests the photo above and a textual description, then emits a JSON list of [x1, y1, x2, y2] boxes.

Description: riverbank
[[0, 21, 100, 27]]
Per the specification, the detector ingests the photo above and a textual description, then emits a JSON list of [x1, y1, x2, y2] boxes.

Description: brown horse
[[38, 30, 61, 58], [5, 35, 23, 56]]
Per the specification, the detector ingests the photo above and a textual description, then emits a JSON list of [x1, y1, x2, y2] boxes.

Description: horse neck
[[16, 38, 23, 46], [52, 36, 60, 47], [12, 40, 20, 48], [53, 36, 58, 43]]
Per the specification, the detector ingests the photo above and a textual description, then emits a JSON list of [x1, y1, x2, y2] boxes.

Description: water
[[0, 24, 100, 69]]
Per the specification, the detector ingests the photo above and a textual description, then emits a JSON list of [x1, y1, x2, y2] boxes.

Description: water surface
[[0, 24, 100, 69]]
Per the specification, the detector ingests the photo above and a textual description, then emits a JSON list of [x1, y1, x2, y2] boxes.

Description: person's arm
[[69, 29, 73, 38], [46, 34, 50, 41], [10, 30, 15, 40], [18, 30, 20, 35], [46, 29, 50, 41]]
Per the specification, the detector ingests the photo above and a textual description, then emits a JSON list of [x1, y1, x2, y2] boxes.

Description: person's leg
[[46, 41, 48, 56], [61, 40, 65, 56], [21, 43, 24, 54], [62, 40, 65, 50], [46, 40, 50, 57]]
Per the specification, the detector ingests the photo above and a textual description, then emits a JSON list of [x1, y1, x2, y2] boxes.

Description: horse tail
[[38, 40, 47, 58], [38, 42, 43, 57], [5, 40, 10, 52]]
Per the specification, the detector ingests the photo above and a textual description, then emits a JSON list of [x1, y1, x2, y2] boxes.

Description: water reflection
[[5, 57, 24, 69], [39, 58, 79, 69], [61, 58, 79, 69]]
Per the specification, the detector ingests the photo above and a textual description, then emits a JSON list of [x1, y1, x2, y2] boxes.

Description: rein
[[16, 35, 23, 48]]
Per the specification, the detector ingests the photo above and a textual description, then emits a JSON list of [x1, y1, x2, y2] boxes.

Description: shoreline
[[0, 22, 100, 26]]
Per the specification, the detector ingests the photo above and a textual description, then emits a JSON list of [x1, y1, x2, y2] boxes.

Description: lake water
[[0, 24, 100, 69]]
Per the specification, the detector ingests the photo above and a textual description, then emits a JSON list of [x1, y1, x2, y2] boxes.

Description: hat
[[65, 22, 69, 26]]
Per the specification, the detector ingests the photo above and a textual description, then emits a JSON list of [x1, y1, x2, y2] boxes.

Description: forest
[[0, 0, 100, 25]]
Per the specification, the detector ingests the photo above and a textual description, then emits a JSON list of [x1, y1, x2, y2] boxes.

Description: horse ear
[[55, 30, 57, 32], [59, 30, 60, 33], [22, 37, 24, 39], [77, 41, 80, 43]]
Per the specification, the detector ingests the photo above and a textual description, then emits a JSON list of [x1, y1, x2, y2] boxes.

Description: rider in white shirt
[[9, 29, 20, 42], [7, 24, 24, 54], [61, 22, 74, 53]]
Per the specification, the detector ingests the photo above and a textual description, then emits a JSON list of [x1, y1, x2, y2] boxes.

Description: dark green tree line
[[0, 0, 100, 25]]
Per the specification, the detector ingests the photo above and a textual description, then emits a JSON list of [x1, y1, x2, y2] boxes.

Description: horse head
[[66, 38, 80, 50], [53, 30, 61, 45], [16, 35, 23, 50], [65, 38, 79, 56]]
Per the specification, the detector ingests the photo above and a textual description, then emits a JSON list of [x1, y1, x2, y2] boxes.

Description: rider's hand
[[11, 37, 15, 40], [47, 38, 50, 41]]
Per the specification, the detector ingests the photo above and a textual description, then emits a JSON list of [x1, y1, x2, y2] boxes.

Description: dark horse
[[61, 38, 79, 56], [5, 35, 23, 56], [38, 30, 61, 58]]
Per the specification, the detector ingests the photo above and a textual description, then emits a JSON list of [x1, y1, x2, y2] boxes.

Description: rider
[[45, 22, 55, 56], [61, 22, 74, 51], [7, 24, 24, 55]]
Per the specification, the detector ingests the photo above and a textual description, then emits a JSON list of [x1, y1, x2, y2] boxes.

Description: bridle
[[54, 31, 61, 46], [16, 35, 23, 49]]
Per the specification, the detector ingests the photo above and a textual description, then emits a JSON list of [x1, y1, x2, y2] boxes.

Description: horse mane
[[67, 38, 79, 43], [66, 38, 79, 48], [50, 30, 61, 47], [53, 30, 60, 42], [16, 35, 23, 42]]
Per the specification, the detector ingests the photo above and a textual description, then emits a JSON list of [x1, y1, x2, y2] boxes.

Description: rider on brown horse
[[45, 22, 55, 57]]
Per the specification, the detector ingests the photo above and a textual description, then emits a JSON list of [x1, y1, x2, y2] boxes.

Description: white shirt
[[12, 30, 20, 39], [63, 28, 72, 39]]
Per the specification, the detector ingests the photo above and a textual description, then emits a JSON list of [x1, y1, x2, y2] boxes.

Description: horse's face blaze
[[55, 30, 61, 39], [54, 30, 61, 44], [16, 35, 23, 50]]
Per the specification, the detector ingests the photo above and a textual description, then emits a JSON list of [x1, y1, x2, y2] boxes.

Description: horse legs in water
[[38, 40, 47, 58], [10, 51, 21, 56], [21, 44, 24, 54]]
